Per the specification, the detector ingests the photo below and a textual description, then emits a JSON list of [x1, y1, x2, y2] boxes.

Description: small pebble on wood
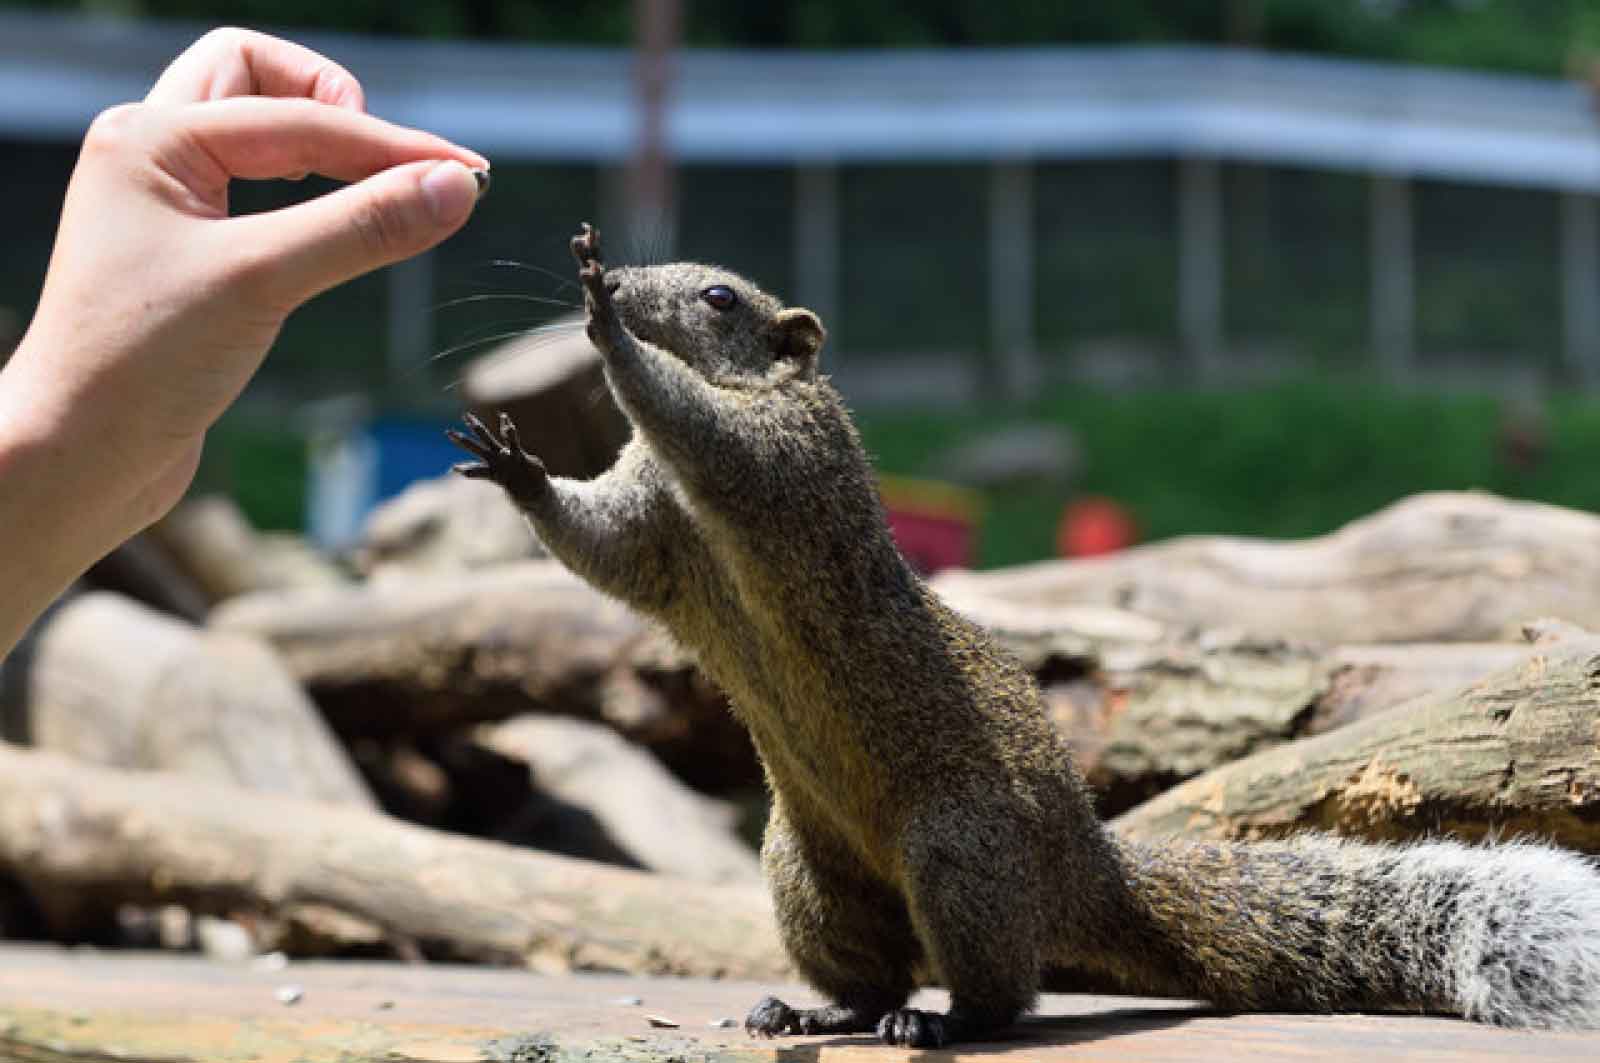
[[275, 985, 303, 1006], [644, 1015, 679, 1028]]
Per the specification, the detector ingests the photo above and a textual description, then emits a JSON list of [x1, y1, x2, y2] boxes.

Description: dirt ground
[[2, 945, 1599, 1062]]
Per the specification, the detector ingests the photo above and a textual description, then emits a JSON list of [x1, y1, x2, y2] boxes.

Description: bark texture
[[146, 495, 346, 604], [1042, 633, 1537, 816], [210, 563, 759, 789], [0, 744, 785, 979], [210, 563, 650, 737], [477, 715, 762, 884], [1, 592, 371, 807], [1114, 630, 1600, 849]]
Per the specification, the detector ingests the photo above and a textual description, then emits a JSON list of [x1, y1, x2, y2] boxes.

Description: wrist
[[0, 337, 157, 656]]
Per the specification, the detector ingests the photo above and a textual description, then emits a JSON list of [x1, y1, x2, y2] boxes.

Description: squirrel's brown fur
[[450, 224, 1600, 1048]]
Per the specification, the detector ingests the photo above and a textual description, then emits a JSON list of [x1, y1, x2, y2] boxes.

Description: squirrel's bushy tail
[[1109, 835, 1600, 1027]]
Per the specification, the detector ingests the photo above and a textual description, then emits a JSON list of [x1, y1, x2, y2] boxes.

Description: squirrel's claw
[[579, 261, 610, 306], [743, 996, 800, 1038], [572, 222, 603, 267], [876, 1008, 945, 1049], [445, 424, 492, 462], [446, 414, 549, 507]]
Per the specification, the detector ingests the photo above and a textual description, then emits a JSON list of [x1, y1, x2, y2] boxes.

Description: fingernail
[[422, 160, 478, 224]]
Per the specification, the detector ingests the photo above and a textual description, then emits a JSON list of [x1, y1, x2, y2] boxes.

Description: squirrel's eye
[[701, 285, 738, 311]]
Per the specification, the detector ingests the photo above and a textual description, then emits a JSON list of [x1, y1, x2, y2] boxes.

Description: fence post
[[1370, 173, 1415, 383], [795, 162, 841, 358], [1562, 189, 1600, 389], [1178, 155, 1224, 382], [989, 159, 1038, 400], [386, 251, 434, 387]]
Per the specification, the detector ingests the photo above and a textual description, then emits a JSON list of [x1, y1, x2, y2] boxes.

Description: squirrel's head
[[606, 263, 827, 385]]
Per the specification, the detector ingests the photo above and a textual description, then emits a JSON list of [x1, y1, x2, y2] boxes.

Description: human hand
[[0, 28, 487, 655], [3, 27, 486, 525]]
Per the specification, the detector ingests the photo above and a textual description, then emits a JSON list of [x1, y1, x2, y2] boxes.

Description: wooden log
[[357, 472, 543, 580], [1309, 642, 1535, 735], [948, 583, 1541, 816], [1, 591, 371, 808], [210, 563, 761, 790], [0, 744, 786, 978], [85, 533, 210, 621], [477, 715, 762, 885], [210, 562, 647, 738], [1052, 631, 1331, 816], [146, 494, 346, 603], [210, 558, 1542, 806], [1041, 632, 1535, 817], [934, 491, 1600, 644], [1113, 629, 1600, 849]]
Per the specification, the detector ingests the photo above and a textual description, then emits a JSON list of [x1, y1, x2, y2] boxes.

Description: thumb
[[229, 159, 480, 306]]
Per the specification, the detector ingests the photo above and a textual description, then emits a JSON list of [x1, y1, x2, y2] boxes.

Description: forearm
[[530, 480, 661, 608], [599, 328, 726, 448], [595, 333, 759, 500], [575, 243, 739, 477], [0, 347, 178, 657], [527, 450, 690, 612]]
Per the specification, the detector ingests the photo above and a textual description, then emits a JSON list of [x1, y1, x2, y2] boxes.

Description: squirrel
[[449, 223, 1600, 1048]]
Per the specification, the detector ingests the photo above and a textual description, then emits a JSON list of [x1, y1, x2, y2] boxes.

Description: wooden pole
[[627, 0, 683, 256]]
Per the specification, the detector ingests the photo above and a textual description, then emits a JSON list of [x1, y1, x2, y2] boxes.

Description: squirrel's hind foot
[[876, 1008, 946, 1048], [876, 1007, 1009, 1048], [743, 996, 881, 1038]]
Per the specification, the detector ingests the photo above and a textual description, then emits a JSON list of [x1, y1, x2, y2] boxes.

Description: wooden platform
[[2, 945, 1598, 1061]]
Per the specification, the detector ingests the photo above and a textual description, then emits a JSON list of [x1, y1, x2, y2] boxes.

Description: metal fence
[[4, 10, 1600, 405]]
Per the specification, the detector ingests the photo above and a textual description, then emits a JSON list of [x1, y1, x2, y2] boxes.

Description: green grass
[[198, 414, 309, 532], [857, 379, 1600, 568]]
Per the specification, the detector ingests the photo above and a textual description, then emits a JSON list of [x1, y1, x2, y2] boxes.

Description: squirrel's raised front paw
[[876, 1008, 945, 1048], [446, 412, 549, 508], [571, 223, 620, 348], [571, 221, 603, 267], [743, 996, 801, 1038], [578, 256, 609, 303]]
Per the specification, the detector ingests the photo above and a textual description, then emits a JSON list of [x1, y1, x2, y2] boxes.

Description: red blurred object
[[1057, 496, 1137, 558]]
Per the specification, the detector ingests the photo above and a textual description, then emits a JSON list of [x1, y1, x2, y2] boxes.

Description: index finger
[[162, 96, 488, 184], [146, 27, 365, 111]]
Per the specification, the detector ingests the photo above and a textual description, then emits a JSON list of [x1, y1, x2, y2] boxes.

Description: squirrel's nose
[[604, 275, 621, 295]]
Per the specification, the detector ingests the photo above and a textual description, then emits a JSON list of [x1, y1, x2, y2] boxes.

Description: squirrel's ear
[[770, 307, 826, 377]]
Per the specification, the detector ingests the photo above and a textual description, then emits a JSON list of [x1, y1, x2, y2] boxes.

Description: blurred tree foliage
[[8, 0, 1600, 77], [857, 379, 1600, 568]]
